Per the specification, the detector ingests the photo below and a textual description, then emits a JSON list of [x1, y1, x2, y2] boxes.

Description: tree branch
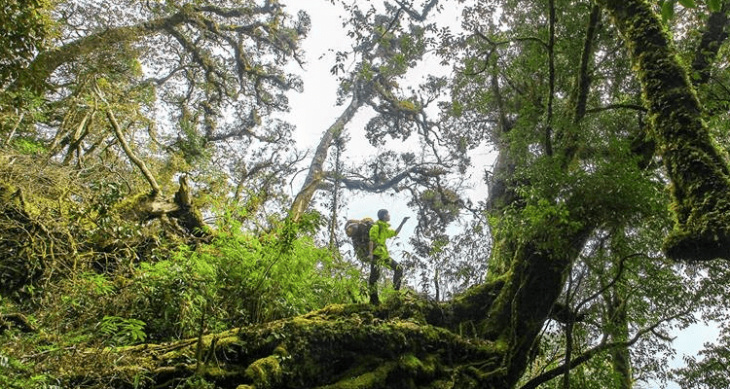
[[691, 1, 730, 86], [336, 164, 443, 193], [519, 309, 689, 389], [289, 94, 364, 221], [599, 0, 730, 261], [573, 5, 602, 124], [105, 109, 161, 196]]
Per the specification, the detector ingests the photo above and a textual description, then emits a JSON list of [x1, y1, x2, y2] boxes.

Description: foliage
[[0, 0, 53, 88], [1, 0, 730, 388], [26, 220, 362, 342], [97, 316, 147, 346], [0, 352, 56, 389], [672, 327, 730, 389]]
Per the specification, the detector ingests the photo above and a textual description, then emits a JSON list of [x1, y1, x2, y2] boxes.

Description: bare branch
[[519, 309, 691, 389], [100, 92, 161, 196]]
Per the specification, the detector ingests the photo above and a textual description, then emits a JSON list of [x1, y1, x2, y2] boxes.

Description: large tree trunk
[[598, 0, 730, 262], [59, 295, 511, 389]]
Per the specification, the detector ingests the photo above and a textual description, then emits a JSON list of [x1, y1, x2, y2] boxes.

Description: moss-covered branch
[[56, 298, 507, 388], [105, 110, 161, 197], [691, 1, 730, 85], [599, 0, 730, 261]]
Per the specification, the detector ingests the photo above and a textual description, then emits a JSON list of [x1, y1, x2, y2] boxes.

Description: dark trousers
[[368, 254, 403, 305]]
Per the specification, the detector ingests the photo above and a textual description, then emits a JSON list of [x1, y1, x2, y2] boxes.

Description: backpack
[[344, 218, 375, 260]]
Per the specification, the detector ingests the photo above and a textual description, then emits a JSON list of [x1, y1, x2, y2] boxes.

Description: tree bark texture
[[598, 0, 730, 262]]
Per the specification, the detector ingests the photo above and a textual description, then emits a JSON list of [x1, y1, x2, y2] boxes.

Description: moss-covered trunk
[[58, 299, 508, 389], [478, 217, 591, 387], [598, 0, 730, 262]]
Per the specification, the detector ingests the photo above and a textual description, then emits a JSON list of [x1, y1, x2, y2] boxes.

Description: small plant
[[12, 138, 46, 155], [97, 316, 147, 346], [178, 376, 215, 389]]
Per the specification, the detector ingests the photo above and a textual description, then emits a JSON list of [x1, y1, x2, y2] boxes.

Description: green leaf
[[662, 0, 675, 21], [677, 0, 697, 7], [708, 0, 721, 12]]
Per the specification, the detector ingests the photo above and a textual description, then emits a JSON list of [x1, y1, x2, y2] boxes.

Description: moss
[[599, 0, 730, 261], [397, 353, 439, 379], [244, 355, 282, 389], [319, 362, 396, 389], [51, 295, 507, 388], [0, 183, 19, 205], [399, 354, 423, 372]]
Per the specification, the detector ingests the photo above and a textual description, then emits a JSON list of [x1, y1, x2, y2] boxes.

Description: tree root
[[57, 297, 507, 388]]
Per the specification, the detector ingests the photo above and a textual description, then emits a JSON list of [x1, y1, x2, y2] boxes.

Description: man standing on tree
[[368, 209, 409, 305]]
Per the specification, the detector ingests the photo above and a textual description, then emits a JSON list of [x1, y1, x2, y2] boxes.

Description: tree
[[2, 0, 730, 388], [0, 0, 312, 297], [0, 0, 52, 88], [2, 0, 314, 235], [289, 0, 455, 224]]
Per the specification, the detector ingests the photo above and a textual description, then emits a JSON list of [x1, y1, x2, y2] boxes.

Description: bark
[[289, 95, 363, 222], [106, 110, 161, 196], [599, 0, 730, 261], [691, 2, 730, 86]]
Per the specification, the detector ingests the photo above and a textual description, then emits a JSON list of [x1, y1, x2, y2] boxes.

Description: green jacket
[[369, 220, 397, 259]]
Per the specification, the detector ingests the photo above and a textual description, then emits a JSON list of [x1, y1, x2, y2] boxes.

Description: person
[[368, 209, 409, 305]]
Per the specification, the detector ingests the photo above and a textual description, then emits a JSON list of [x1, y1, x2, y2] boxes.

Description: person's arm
[[394, 216, 410, 235], [368, 225, 377, 260]]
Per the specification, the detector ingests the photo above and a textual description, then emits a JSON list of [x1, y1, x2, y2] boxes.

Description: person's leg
[[368, 256, 381, 304], [389, 258, 403, 290]]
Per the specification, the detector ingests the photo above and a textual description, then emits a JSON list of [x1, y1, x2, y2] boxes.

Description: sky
[[279, 0, 488, 222], [275, 1, 720, 388]]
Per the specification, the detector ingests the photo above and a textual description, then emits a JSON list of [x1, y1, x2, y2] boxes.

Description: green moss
[[319, 362, 396, 389], [397, 353, 439, 379], [244, 355, 282, 389], [600, 0, 730, 261], [399, 354, 423, 372]]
